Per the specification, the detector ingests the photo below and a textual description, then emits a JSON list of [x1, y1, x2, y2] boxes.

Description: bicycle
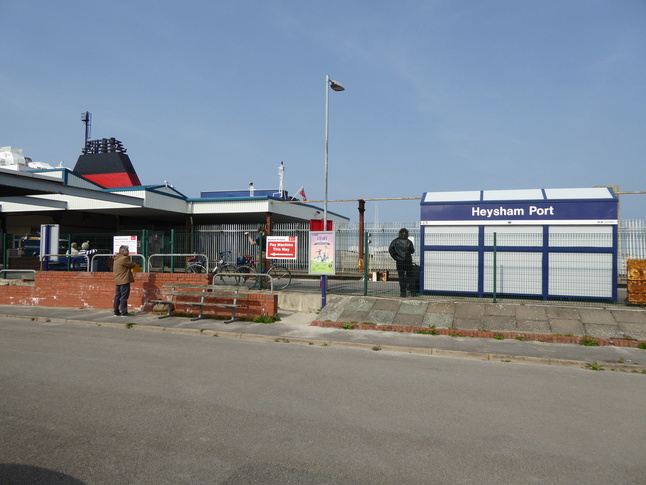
[[236, 256, 292, 290], [186, 251, 240, 284]]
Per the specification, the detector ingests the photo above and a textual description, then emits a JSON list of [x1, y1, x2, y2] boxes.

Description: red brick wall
[[0, 272, 278, 319]]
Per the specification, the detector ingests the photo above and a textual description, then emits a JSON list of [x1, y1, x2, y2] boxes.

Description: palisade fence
[[3, 219, 645, 305]]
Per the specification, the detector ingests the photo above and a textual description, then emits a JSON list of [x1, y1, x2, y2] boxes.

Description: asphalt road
[[1, 318, 645, 484]]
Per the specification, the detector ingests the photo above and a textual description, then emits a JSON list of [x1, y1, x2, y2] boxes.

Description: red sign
[[266, 236, 297, 259]]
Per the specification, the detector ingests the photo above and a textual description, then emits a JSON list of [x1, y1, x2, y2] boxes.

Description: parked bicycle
[[186, 251, 240, 284], [236, 256, 292, 290]]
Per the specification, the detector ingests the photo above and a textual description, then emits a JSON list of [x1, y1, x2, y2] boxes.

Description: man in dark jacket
[[389, 228, 416, 297]]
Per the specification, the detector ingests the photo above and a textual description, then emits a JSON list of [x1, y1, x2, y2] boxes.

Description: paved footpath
[[1, 294, 646, 372]]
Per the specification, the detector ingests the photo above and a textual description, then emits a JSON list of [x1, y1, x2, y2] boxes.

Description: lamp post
[[324, 75, 345, 227], [322, 74, 345, 308]]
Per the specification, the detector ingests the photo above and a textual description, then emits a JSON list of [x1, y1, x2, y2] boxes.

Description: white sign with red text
[[113, 235, 138, 254], [266, 236, 297, 259]]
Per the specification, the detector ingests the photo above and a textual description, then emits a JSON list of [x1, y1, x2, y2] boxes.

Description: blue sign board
[[421, 188, 618, 225]]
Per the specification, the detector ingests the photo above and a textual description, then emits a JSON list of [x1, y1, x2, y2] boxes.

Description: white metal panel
[[482, 189, 544, 201], [423, 251, 478, 292], [424, 225, 479, 246], [549, 253, 613, 298], [549, 225, 614, 247], [484, 225, 543, 246], [483, 252, 542, 294], [423, 191, 480, 202], [543, 187, 614, 199]]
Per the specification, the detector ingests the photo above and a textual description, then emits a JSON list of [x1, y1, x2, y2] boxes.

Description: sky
[[1, 0, 645, 222]]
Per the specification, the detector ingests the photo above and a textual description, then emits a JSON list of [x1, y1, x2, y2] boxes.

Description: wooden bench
[[152, 283, 248, 323]]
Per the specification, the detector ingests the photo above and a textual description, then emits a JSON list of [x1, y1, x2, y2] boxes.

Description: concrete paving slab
[[337, 310, 370, 324], [517, 320, 552, 334], [344, 296, 378, 312], [485, 316, 517, 332], [454, 302, 485, 319], [616, 323, 646, 340], [516, 305, 548, 321], [422, 312, 453, 328], [393, 313, 425, 327], [584, 323, 626, 339], [610, 309, 646, 324], [578, 308, 617, 325], [372, 298, 401, 311], [550, 319, 585, 336], [546, 307, 582, 320], [485, 304, 517, 317], [316, 297, 345, 322], [453, 317, 485, 331], [366, 309, 397, 325], [425, 301, 456, 314], [398, 300, 428, 315]]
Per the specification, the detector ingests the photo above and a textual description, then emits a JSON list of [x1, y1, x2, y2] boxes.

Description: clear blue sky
[[2, 0, 644, 222]]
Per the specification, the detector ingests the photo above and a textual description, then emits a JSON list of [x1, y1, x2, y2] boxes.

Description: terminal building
[[0, 142, 347, 237]]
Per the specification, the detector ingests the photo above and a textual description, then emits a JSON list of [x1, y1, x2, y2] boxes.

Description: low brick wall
[[0, 272, 278, 320]]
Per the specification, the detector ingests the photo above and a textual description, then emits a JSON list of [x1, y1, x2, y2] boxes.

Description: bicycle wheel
[[213, 263, 240, 285], [236, 264, 260, 289], [186, 263, 204, 273], [268, 264, 292, 290]]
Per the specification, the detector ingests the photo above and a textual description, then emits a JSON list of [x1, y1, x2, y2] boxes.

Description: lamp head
[[329, 80, 345, 92]]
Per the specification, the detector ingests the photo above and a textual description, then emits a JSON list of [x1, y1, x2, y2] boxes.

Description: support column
[[358, 199, 365, 271]]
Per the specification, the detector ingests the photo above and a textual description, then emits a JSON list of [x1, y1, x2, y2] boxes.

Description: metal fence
[[2, 220, 645, 306]]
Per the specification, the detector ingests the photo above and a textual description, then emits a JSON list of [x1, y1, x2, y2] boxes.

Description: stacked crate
[[627, 260, 646, 305]]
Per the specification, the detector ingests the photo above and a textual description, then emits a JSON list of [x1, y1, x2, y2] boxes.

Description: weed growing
[[580, 337, 600, 347], [586, 361, 605, 371]]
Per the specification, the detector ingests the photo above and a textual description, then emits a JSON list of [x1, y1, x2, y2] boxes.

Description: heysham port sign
[[421, 200, 618, 225]]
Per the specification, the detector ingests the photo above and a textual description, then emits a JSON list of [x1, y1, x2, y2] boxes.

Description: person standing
[[245, 227, 268, 270], [113, 245, 136, 317], [389, 228, 416, 297]]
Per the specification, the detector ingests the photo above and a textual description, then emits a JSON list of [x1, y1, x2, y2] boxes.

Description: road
[[1, 318, 645, 484]]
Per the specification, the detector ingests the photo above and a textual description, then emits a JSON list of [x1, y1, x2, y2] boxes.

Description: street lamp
[[322, 74, 345, 308], [324, 74, 345, 227]]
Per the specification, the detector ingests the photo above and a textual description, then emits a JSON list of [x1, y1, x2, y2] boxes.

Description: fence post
[[363, 231, 369, 295], [493, 232, 497, 303], [170, 229, 175, 273]]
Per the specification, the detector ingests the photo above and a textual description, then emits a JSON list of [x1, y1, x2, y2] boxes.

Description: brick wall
[[0, 272, 278, 320]]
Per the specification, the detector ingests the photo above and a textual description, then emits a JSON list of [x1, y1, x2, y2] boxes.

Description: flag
[[296, 186, 307, 201]]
